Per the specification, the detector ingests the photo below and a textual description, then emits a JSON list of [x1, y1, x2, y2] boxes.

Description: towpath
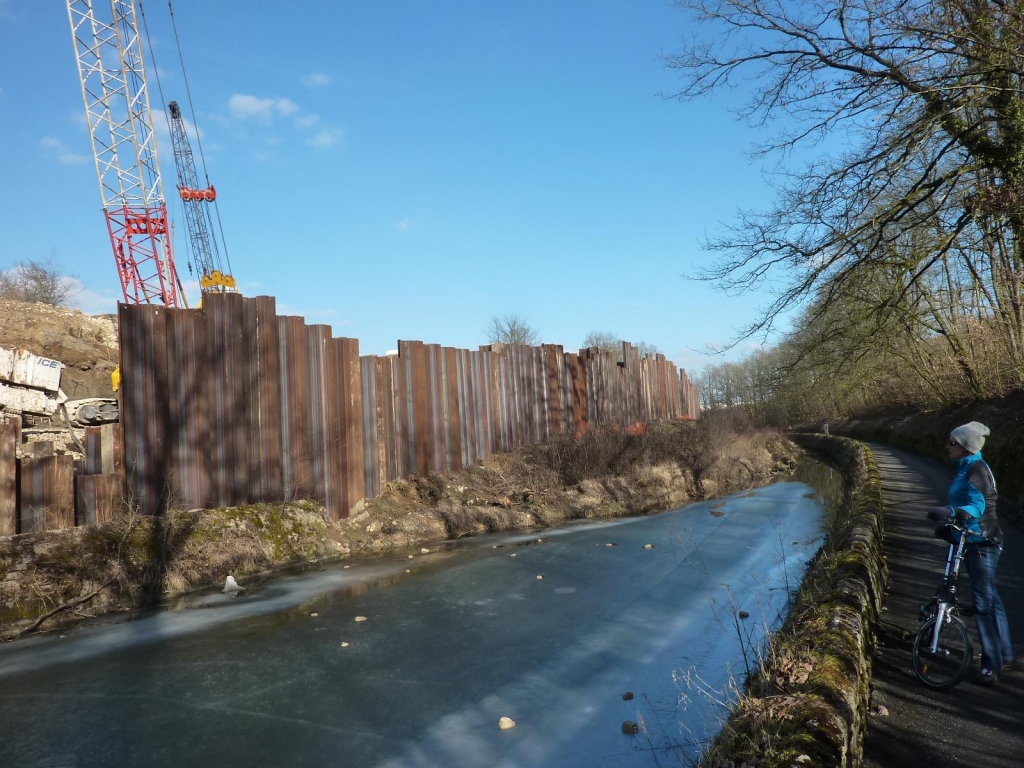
[[864, 443, 1024, 768]]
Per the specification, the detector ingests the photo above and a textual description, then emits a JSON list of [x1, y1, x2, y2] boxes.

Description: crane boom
[[168, 101, 235, 292], [66, 0, 183, 307]]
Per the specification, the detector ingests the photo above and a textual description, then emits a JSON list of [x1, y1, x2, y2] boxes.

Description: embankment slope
[[2, 420, 797, 639]]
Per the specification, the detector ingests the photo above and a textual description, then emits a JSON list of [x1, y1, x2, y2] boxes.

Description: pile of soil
[[0, 298, 118, 399]]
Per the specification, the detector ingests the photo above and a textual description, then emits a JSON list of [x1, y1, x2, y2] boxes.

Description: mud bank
[[1, 420, 796, 639]]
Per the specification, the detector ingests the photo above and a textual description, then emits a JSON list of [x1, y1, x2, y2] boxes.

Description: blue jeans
[[965, 542, 1013, 672]]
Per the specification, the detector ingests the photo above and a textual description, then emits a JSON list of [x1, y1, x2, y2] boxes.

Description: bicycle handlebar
[[926, 505, 971, 525]]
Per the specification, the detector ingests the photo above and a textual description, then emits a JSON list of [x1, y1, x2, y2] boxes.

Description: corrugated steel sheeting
[[118, 294, 700, 520], [83, 424, 121, 476], [76, 474, 122, 525], [0, 419, 16, 536], [19, 455, 74, 532]]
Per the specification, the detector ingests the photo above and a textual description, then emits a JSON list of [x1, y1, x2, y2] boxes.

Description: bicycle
[[912, 517, 974, 689]]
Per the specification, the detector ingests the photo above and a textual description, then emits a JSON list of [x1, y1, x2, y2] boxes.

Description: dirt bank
[[1, 419, 797, 640], [0, 298, 118, 400]]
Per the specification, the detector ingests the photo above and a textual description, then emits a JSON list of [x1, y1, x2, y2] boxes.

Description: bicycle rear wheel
[[912, 615, 973, 689]]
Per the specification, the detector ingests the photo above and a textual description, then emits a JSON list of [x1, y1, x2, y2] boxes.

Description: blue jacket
[[948, 452, 1001, 545]]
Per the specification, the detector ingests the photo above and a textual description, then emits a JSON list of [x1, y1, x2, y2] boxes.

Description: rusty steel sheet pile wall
[[0, 420, 16, 536], [0, 420, 124, 536], [118, 294, 700, 521]]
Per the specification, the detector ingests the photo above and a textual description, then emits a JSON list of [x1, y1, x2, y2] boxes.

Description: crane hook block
[[200, 270, 238, 291], [179, 186, 217, 202]]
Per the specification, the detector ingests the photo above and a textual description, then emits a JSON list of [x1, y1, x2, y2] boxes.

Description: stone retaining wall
[[704, 435, 887, 768]]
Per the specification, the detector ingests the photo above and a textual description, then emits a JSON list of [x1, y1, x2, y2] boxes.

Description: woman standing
[[927, 421, 1013, 685]]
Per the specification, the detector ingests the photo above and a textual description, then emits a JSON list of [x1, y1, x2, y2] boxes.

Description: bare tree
[[583, 331, 661, 361], [0, 253, 78, 306], [636, 340, 661, 359], [485, 314, 539, 346], [583, 330, 621, 357], [667, 0, 1024, 388]]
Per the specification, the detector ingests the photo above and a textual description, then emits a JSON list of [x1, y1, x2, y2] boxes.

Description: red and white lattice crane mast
[[66, 0, 185, 308]]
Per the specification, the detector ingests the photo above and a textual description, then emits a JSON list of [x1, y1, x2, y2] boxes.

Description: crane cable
[[166, 0, 234, 279], [137, 1, 194, 280], [134, 1, 190, 308]]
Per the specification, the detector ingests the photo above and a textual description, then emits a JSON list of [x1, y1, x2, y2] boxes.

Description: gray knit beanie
[[950, 421, 990, 454]]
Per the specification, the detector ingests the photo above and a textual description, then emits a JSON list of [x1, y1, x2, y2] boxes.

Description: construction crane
[[65, 0, 185, 309], [167, 101, 236, 293]]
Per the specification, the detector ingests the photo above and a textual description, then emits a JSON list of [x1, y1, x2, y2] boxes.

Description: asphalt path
[[864, 443, 1024, 768]]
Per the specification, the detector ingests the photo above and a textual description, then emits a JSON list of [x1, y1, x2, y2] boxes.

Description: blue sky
[[0, 1, 800, 376]]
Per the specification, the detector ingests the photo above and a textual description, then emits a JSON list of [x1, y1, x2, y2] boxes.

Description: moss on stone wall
[[703, 435, 887, 768]]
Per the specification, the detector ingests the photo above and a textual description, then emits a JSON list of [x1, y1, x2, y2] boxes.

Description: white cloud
[[227, 93, 299, 122], [68, 282, 119, 316], [394, 218, 415, 232], [306, 127, 344, 148], [220, 92, 343, 151], [40, 136, 89, 165], [227, 94, 274, 120], [176, 279, 202, 305], [302, 73, 333, 88], [277, 304, 344, 321], [59, 151, 89, 165], [275, 98, 299, 116]]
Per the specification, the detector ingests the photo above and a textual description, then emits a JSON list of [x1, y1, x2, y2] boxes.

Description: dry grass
[[346, 415, 797, 549], [0, 501, 346, 638]]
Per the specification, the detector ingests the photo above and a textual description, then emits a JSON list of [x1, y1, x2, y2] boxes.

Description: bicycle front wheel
[[912, 615, 973, 689]]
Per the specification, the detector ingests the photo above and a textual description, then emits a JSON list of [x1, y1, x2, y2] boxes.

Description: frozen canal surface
[[0, 478, 830, 768]]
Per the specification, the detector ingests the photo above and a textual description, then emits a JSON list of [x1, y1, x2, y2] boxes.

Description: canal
[[0, 459, 840, 767]]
